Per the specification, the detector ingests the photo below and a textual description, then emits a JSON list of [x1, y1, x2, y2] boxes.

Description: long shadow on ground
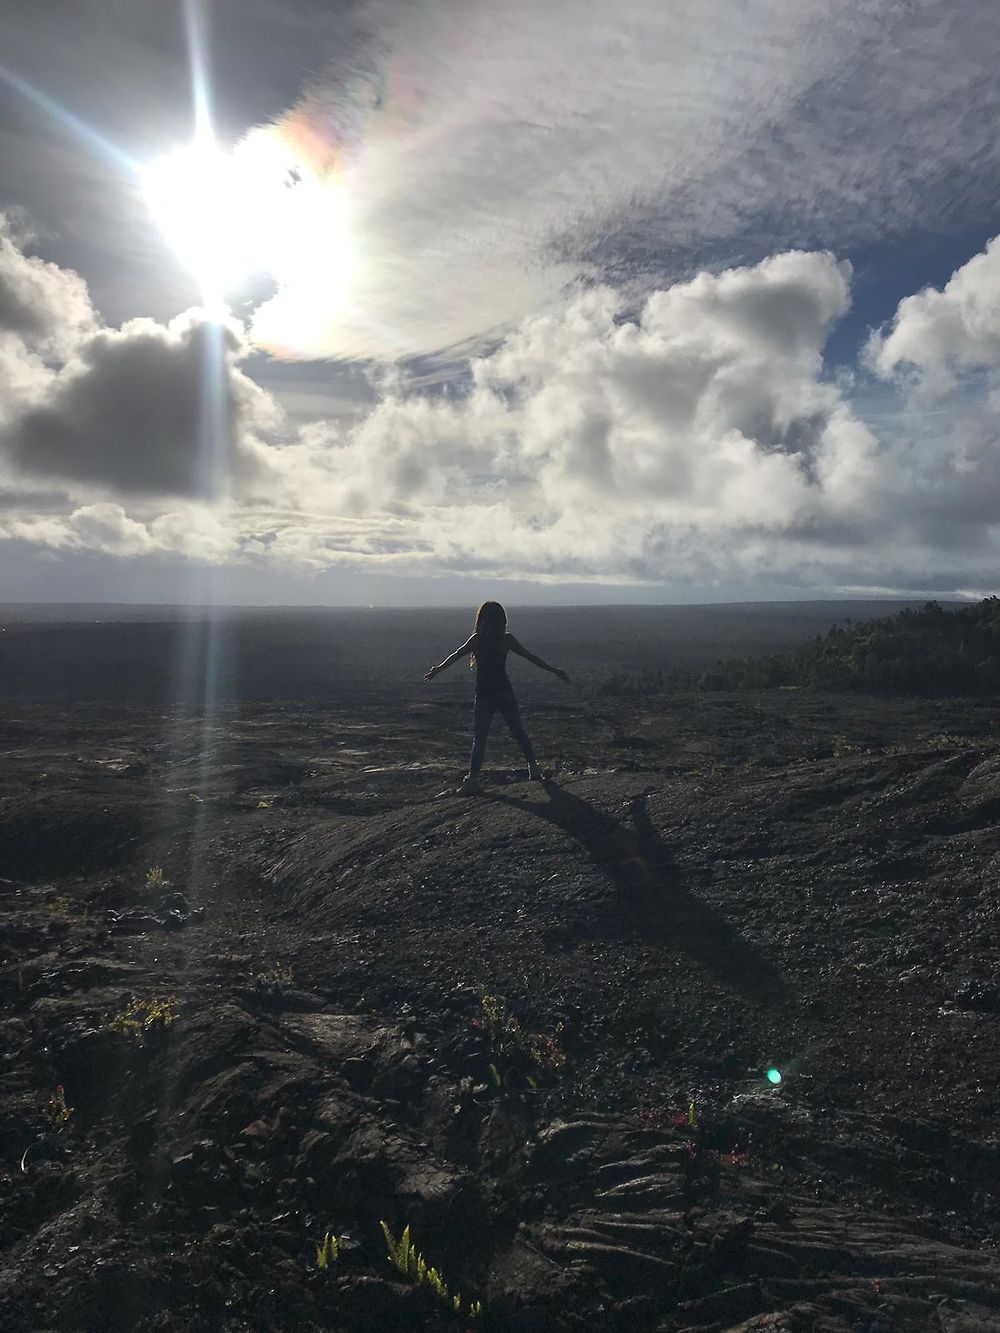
[[492, 781, 789, 1005]]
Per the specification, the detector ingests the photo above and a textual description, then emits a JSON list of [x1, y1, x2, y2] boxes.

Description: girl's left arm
[[424, 634, 476, 681], [508, 635, 571, 683]]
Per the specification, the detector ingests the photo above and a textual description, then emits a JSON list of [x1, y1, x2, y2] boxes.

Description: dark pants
[[470, 689, 537, 775]]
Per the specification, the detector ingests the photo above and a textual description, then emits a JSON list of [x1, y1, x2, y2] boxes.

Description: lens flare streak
[[0, 60, 139, 175]]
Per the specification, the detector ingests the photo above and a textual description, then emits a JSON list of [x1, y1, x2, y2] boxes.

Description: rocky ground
[[3, 688, 1000, 1330]]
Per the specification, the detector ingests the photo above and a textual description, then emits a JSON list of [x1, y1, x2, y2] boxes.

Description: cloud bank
[[3, 218, 1000, 597]]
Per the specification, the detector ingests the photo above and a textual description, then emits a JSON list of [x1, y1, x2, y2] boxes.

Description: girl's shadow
[[492, 780, 788, 1004]]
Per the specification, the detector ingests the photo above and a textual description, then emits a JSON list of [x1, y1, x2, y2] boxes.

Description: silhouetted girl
[[424, 601, 570, 792]]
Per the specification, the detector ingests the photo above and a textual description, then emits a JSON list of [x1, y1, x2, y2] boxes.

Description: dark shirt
[[475, 634, 512, 697]]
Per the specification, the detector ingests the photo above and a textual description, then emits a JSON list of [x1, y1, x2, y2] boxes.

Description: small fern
[[380, 1221, 481, 1319], [315, 1231, 339, 1269]]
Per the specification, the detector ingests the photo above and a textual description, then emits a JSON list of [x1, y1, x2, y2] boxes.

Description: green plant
[[144, 865, 169, 892], [380, 1221, 481, 1319], [476, 992, 565, 1089], [315, 1231, 339, 1269], [106, 994, 178, 1043], [256, 963, 294, 987], [831, 734, 863, 757], [44, 1084, 73, 1129]]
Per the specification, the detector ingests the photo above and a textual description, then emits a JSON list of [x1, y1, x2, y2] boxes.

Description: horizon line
[[0, 594, 973, 614]]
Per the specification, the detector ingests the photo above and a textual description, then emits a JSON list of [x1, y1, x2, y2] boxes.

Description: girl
[[424, 601, 571, 792]]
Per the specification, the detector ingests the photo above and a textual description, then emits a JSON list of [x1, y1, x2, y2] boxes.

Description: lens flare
[[142, 129, 354, 307], [766, 1067, 782, 1085]]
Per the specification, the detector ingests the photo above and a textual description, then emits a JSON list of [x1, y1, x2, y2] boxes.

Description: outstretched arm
[[508, 634, 571, 683], [424, 634, 476, 681]]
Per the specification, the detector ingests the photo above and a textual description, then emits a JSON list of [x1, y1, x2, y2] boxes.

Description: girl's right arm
[[424, 634, 476, 681]]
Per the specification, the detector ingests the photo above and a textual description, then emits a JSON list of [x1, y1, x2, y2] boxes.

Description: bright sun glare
[[142, 131, 353, 308]]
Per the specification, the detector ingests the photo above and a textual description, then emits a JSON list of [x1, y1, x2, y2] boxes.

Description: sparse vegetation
[[380, 1221, 481, 1320], [48, 895, 71, 921], [884, 732, 977, 755], [7, 608, 1000, 1332], [105, 994, 178, 1043], [43, 1084, 73, 1129], [475, 992, 565, 1090], [597, 598, 1000, 697], [831, 734, 866, 757], [145, 865, 169, 891], [256, 963, 294, 987]]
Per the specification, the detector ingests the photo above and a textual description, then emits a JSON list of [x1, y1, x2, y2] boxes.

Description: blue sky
[[1, 0, 1000, 605]]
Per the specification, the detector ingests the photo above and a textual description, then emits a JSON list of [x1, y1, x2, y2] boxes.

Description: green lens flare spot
[[766, 1068, 782, 1085]]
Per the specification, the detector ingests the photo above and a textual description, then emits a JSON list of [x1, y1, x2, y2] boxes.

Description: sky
[[1, 0, 1000, 606]]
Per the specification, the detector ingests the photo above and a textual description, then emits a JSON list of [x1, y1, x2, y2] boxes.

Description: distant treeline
[[596, 598, 1000, 697]]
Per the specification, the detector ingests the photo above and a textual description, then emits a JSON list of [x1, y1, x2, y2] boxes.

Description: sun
[[142, 130, 354, 308]]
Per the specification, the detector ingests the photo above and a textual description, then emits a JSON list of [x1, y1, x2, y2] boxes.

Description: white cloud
[[0, 213, 97, 358], [247, 237, 1000, 593], [861, 233, 1000, 560], [275, 251, 869, 543], [66, 503, 155, 556], [869, 236, 1000, 395], [0, 214, 100, 433], [2, 513, 78, 551], [1, 501, 242, 563]]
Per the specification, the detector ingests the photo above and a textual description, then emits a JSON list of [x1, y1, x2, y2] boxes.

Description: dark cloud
[[5, 311, 272, 498]]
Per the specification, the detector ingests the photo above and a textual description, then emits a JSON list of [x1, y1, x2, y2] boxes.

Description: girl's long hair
[[470, 600, 507, 668]]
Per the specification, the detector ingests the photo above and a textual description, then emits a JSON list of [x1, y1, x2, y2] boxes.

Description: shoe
[[527, 764, 544, 782], [459, 775, 481, 794]]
